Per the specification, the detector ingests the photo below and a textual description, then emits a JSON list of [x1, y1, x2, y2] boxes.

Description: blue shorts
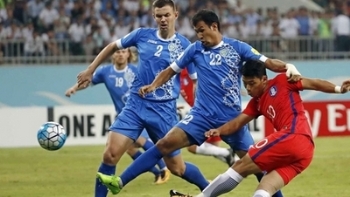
[[110, 94, 180, 157], [176, 110, 254, 152]]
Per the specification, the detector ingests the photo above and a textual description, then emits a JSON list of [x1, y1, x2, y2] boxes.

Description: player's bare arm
[[205, 113, 254, 137], [264, 58, 301, 82], [77, 42, 119, 87], [139, 66, 177, 97], [301, 78, 350, 93], [65, 83, 90, 97]]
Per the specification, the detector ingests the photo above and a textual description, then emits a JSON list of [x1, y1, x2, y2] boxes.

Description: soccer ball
[[37, 122, 67, 151]]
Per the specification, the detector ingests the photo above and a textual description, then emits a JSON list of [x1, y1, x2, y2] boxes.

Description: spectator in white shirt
[[26, 0, 44, 24], [279, 11, 300, 39], [68, 17, 85, 55], [39, 1, 59, 30], [279, 11, 300, 52], [22, 22, 34, 39], [123, 0, 140, 12], [261, 19, 273, 38], [332, 10, 350, 51], [114, 18, 130, 40], [24, 31, 44, 57], [6, 22, 22, 40]]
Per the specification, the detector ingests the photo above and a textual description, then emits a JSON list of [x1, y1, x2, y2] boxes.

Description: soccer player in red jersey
[[180, 68, 235, 166], [191, 60, 350, 197]]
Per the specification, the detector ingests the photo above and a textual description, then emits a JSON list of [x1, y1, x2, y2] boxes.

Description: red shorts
[[248, 132, 314, 185], [206, 136, 221, 143]]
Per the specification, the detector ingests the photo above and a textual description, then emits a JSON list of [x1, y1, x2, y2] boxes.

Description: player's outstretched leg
[[193, 154, 258, 197], [95, 132, 134, 197], [136, 136, 170, 184], [187, 142, 235, 166], [97, 127, 209, 194], [126, 145, 162, 183]]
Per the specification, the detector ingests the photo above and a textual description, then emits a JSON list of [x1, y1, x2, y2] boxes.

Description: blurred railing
[[1, 36, 350, 65]]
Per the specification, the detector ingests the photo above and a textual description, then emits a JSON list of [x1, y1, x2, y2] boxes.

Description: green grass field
[[1, 137, 349, 197]]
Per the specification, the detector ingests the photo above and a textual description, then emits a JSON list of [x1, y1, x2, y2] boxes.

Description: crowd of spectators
[[1, 0, 350, 61]]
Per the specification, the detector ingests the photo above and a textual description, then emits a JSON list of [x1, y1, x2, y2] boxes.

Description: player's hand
[[65, 87, 76, 97], [286, 63, 302, 82], [139, 85, 156, 97], [205, 129, 221, 137], [77, 69, 93, 88], [341, 80, 350, 93]]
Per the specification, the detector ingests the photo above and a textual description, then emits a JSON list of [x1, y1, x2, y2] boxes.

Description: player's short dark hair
[[152, 0, 176, 10], [192, 9, 221, 31], [240, 60, 267, 78]]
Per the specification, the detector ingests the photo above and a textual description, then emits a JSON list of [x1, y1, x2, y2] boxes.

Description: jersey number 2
[[154, 45, 163, 57], [209, 53, 222, 66], [181, 115, 193, 125]]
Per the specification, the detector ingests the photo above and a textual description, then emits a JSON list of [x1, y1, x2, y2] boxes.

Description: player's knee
[[167, 164, 186, 176], [102, 146, 122, 165], [155, 138, 176, 155]]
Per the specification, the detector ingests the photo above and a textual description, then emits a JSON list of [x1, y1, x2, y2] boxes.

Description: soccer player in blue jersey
[[76, 1, 210, 196], [94, 9, 303, 197], [65, 48, 170, 184]]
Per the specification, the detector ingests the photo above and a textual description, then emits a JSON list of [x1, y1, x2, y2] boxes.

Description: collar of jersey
[[113, 65, 128, 73], [210, 41, 224, 49], [156, 30, 176, 41]]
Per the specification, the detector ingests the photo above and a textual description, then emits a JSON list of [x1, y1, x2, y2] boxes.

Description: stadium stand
[[1, 0, 350, 64]]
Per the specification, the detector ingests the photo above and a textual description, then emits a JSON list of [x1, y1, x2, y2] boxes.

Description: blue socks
[[131, 150, 160, 176], [95, 163, 116, 197], [120, 146, 165, 186], [182, 162, 209, 190], [120, 146, 208, 190], [142, 139, 154, 150], [255, 172, 284, 197], [142, 139, 166, 170]]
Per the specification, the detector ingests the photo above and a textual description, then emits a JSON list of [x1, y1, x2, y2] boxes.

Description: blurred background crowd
[[0, 0, 350, 63]]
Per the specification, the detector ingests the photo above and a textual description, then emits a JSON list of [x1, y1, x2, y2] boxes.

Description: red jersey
[[243, 74, 312, 138], [180, 68, 195, 107]]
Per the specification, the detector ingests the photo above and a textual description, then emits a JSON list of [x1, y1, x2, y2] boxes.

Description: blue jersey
[[92, 64, 137, 113], [115, 28, 197, 101], [171, 37, 266, 120]]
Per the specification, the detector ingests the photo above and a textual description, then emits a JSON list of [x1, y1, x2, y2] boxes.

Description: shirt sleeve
[[115, 28, 142, 49], [242, 98, 261, 118], [237, 41, 268, 63], [186, 63, 197, 80], [277, 74, 303, 91], [170, 43, 196, 73], [91, 66, 105, 85]]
